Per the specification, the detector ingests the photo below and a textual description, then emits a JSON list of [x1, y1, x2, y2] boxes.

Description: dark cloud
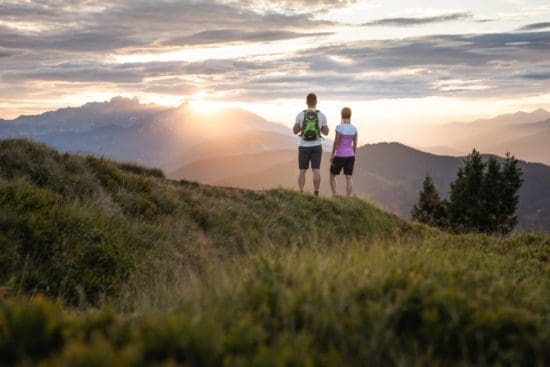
[[0, 26, 142, 52], [362, 12, 472, 27], [521, 71, 550, 80], [235, 0, 356, 11], [518, 22, 550, 31], [302, 31, 550, 70], [0, 50, 13, 58], [164, 29, 332, 46], [3, 61, 144, 83], [0, 0, 333, 54]]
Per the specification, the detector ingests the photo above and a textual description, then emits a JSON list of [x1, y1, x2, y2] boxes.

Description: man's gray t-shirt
[[295, 109, 328, 147]]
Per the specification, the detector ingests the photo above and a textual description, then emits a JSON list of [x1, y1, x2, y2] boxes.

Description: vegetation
[[410, 175, 446, 228], [412, 149, 523, 234], [0, 139, 548, 366]]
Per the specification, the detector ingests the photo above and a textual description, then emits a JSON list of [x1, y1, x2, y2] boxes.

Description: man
[[293, 93, 329, 196]]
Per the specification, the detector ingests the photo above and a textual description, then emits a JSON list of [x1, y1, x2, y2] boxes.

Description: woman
[[330, 107, 358, 197]]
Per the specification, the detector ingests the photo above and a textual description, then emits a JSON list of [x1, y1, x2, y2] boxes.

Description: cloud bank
[[0, 0, 549, 118]]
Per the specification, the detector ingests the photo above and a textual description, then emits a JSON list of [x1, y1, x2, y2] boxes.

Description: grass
[[0, 139, 548, 366]]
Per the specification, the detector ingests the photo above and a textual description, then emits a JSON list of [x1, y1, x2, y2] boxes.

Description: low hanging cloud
[[361, 12, 473, 27]]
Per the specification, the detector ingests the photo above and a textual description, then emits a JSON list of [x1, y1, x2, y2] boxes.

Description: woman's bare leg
[[330, 173, 337, 196], [345, 175, 353, 197]]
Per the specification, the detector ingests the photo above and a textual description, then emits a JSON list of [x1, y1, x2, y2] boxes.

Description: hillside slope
[[0, 139, 419, 304], [0, 139, 548, 366], [171, 143, 550, 232]]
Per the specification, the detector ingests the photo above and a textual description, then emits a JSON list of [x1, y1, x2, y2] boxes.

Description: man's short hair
[[341, 107, 352, 119], [306, 93, 317, 106]]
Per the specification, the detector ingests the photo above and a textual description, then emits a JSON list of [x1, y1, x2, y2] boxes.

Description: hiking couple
[[293, 93, 358, 197]]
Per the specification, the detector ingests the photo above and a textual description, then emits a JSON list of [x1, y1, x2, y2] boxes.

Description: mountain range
[[403, 109, 550, 165], [0, 97, 299, 172], [1, 97, 548, 231]]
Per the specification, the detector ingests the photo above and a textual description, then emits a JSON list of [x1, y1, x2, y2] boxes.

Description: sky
[[0, 0, 549, 142]]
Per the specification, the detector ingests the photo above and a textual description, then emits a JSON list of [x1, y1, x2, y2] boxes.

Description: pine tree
[[411, 175, 446, 227], [448, 149, 485, 232], [480, 156, 502, 233], [498, 153, 523, 234], [413, 149, 523, 234]]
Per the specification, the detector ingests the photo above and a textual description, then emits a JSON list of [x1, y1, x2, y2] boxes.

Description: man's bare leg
[[330, 173, 337, 196], [345, 175, 353, 197], [313, 169, 321, 195], [298, 169, 306, 192]]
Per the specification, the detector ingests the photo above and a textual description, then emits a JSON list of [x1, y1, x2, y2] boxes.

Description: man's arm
[[293, 122, 301, 135], [320, 113, 329, 136]]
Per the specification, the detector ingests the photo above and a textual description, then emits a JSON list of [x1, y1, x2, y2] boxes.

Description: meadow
[[0, 139, 548, 366]]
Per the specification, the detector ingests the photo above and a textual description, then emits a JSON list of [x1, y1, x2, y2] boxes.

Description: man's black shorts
[[298, 145, 322, 170], [330, 156, 355, 176]]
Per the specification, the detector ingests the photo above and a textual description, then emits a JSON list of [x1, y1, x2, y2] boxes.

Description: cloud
[[0, 0, 333, 54], [521, 71, 550, 80], [164, 29, 332, 46], [231, 0, 356, 12], [0, 26, 141, 52], [518, 22, 550, 31], [2, 61, 145, 83], [361, 12, 472, 27], [0, 49, 13, 58]]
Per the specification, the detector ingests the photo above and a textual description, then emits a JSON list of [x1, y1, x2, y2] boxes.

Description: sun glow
[[139, 94, 183, 107], [188, 92, 234, 114]]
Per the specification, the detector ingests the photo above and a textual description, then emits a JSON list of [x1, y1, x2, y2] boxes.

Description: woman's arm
[[353, 133, 358, 155], [332, 132, 341, 160]]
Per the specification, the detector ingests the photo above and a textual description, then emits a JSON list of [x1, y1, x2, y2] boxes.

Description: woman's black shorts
[[330, 156, 355, 176]]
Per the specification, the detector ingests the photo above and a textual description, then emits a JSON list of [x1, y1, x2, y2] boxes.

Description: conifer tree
[[498, 153, 523, 234], [411, 149, 523, 234], [448, 149, 485, 232], [411, 175, 446, 227], [480, 156, 502, 233]]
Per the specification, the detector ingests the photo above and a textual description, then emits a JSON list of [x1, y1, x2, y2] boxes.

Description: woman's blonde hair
[[341, 107, 351, 119]]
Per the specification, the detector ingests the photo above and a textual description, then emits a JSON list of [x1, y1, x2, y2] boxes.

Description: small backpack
[[301, 109, 320, 141]]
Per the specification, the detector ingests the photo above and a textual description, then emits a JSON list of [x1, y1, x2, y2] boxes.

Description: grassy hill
[[0, 139, 548, 366], [172, 142, 550, 232]]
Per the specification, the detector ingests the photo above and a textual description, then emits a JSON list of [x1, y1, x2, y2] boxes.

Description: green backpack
[[301, 109, 320, 141]]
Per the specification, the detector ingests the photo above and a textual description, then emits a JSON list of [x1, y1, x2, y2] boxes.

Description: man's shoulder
[[316, 110, 327, 122]]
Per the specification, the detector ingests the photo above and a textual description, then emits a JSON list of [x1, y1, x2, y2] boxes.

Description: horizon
[[2, 95, 549, 148], [1, 0, 549, 138]]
